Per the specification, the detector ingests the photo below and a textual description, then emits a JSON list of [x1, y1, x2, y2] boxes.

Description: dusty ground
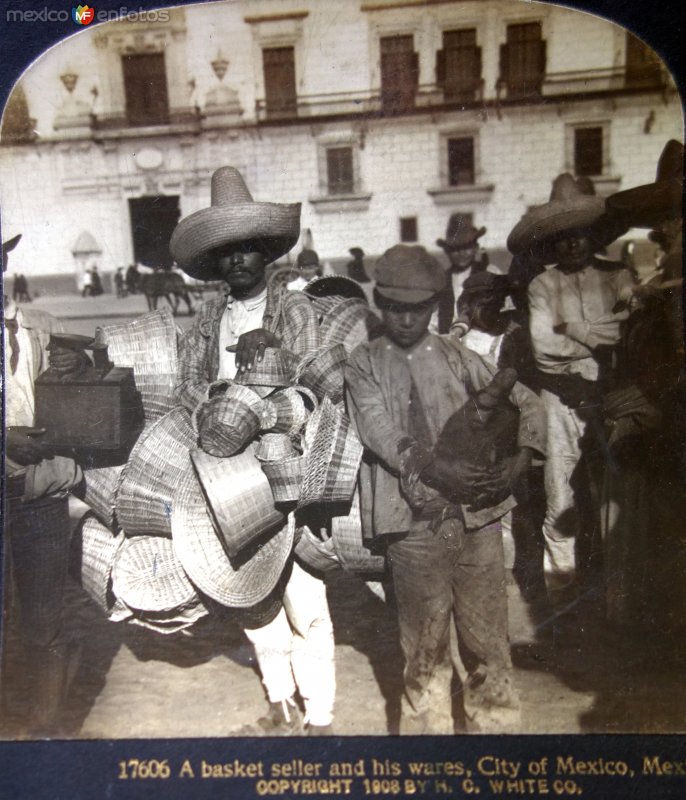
[[2, 294, 685, 740]]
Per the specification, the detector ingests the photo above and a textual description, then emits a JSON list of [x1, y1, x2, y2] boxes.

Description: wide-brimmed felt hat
[[507, 173, 617, 257], [374, 244, 447, 304], [437, 214, 486, 251], [606, 140, 684, 229], [171, 468, 295, 608], [349, 247, 365, 258], [169, 166, 301, 281]]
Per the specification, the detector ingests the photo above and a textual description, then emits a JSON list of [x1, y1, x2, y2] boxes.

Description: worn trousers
[[387, 517, 517, 733], [244, 559, 335, 727], [540, 389, 590, 593]]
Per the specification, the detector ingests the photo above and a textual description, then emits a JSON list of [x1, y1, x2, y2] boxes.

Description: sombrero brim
[[507, 197, 608, 255], [606, 179, 683, 229], [2, 233, 22, 255], [170, 202, 301, 281], [171, 468, 294, 608]]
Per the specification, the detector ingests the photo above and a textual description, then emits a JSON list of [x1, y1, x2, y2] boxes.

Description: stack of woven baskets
[[72, 281, 384, 636]]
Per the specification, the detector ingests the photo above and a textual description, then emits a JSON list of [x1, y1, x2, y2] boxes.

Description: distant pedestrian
[[90, 267, 103, 297], [114, 267, 127, 298], [125, 264, 140, 294], [80, 270, 92, 298], [347, 247, 369, 283]]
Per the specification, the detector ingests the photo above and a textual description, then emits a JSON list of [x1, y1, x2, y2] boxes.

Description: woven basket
[[190, 448, 286, 558], [263, 387, 310, 435], [297, 344, 348, 404], [112, 535, 200, 613], [126, 600, 209, 635], [255, 433, 297, 462], [298, 397, 363, 508], [261, 455, 305, 503], [97, 308, 178, 423], [171, 469, 295, 608], [82, 464, 125, 531], [295, 526, 341, 574], [70, 514, 125, 615], [331, 486, 385, 574], [233, 346, 298, 389], [116, 407, 196, 537], [197, 393, 261, 458]]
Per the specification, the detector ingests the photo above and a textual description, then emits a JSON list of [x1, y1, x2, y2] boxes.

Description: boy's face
[[382, 302, 434, 349]]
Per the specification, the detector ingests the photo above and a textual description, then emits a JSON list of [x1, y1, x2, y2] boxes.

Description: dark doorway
[[128, 196, 180, 268]]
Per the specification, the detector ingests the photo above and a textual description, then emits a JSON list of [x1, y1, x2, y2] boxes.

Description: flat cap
[[374, 244, 446, 304]]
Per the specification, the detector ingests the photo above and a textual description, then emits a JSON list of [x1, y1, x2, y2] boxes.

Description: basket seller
[[169, 166, 335, 735]]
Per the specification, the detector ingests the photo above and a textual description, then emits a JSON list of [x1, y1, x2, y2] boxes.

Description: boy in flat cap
[[508, 174, 633, 607], [346, 244, 546, 733], [170, 167, 333, 736]]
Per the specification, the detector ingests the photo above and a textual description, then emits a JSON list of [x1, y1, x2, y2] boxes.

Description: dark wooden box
[[34, 367, 144, 463]]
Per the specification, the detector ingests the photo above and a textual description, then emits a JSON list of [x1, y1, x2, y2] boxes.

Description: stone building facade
[[0, 0, 682, 281]]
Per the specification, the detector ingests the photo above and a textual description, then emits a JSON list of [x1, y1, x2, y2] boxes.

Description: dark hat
[[296, 248, 320, 268], [349, 247, 365, 258], [507, 173, 615, 256], [374, 244, 446, 304], [437, 214, 486, 251], [170, 166, 301, 281], [461, 272, 509, 296], [2, 233, 22, 257], [606, 140, 683, 229]]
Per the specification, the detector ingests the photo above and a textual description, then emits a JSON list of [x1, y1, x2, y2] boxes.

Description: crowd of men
[[1, 139, 683, 737]]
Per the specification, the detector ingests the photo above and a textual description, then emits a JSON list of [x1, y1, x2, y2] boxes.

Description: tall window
[[500, 22, 546, 97], [400, 217, 418, 242], [380, 35, 418, 113], [263, 46, 297, 118], [326, 147, 354, 195], [625, 32, 663, 87], [122, 53, 170, 126], [436, 29, 482, 104], [574, 127, 603, 176], [447, 137, 475, 186]]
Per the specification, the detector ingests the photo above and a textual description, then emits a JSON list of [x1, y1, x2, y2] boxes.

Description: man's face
[[212, 242, 267, 294], [382, 302, 434, 349], [447, 245, 478, 272], [554, 232, 593, 273]]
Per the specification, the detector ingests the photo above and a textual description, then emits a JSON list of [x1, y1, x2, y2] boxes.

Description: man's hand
[[228, 329, 281, 373], [424, 455, 507, 508], [48, 346, 91, 378], [6, 426, 53, 465]]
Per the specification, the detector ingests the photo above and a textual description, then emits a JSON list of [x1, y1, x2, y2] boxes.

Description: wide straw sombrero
[[70, 513, 126, 616], [607, 139, 684, 229], [298, 396, 363, 508], [82, 464, 125, 532], [507, 173, 616, 257], [116, 407, 196, 537], [170, 166, 301, 281], [112, 535, 201, 613], [190, 448, 286, 558], [171, 468, 295, 608], [98, 309, 179, 424]]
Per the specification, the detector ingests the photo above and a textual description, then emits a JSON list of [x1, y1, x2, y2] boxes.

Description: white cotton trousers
[[540, 389, 588, 593], [244, 560, 335, 726]]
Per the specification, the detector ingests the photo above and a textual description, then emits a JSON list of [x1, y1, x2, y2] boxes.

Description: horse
[[139, 271, 194, 316]]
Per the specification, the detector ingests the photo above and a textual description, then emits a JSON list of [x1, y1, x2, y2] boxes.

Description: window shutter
[[411, 51, 420, 87], [499, 43, 509, 84], [436, 49, 446, 85], [474, 47, 482, 83], [538, 40, 547, 79]]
